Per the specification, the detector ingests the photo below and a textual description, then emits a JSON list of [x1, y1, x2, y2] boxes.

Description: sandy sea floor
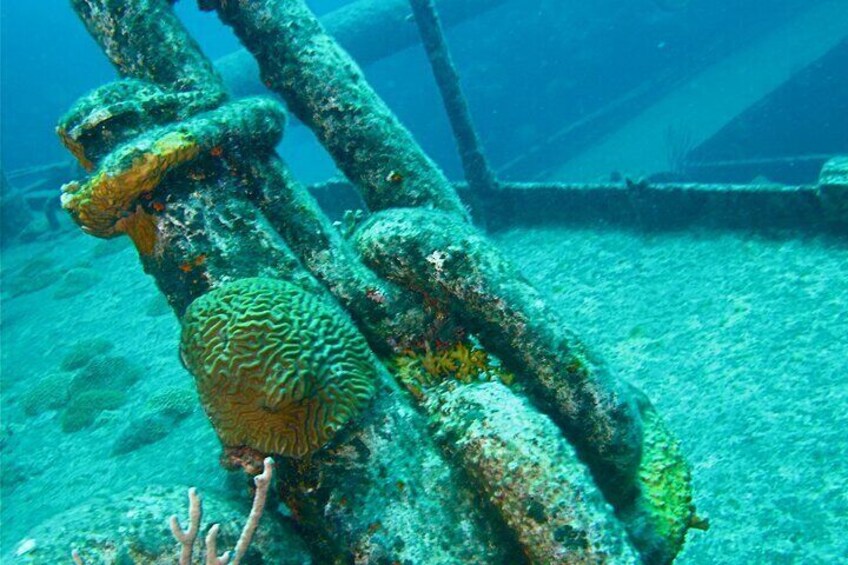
[[1, 223, 846, 562], [495, 226, 848, 564]]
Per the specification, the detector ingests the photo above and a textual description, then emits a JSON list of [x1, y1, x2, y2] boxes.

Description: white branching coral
[[72, 457, 275, 565], [171, 456, 275, 565]]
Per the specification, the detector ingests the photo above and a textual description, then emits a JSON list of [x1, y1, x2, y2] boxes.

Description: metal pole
[[409, 0, 498, 202]]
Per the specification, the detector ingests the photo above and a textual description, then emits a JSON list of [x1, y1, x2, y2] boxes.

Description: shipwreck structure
[[43, 0, 808, 563]]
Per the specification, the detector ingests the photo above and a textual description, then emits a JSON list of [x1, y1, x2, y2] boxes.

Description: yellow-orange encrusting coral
[[392, 340, 514, 399], [119, 207, 160, 256], [57, 127, 95, 172], [61, 131, 200, 252]]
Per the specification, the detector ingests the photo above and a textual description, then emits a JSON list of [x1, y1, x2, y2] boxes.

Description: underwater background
[[1, 0, 847, 563]]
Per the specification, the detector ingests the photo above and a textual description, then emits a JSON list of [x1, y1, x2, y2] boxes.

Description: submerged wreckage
[[34, 0, 848, 562]]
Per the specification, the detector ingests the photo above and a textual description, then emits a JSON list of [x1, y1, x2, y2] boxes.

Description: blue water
[[2, 1, 847, 563]]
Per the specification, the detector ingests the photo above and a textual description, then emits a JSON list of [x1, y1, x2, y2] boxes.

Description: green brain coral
[[180, 278, 378, 457]]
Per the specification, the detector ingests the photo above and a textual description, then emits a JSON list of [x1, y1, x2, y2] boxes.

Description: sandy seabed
[[495, 226, 848, 564], [1, 224, 846, 563]]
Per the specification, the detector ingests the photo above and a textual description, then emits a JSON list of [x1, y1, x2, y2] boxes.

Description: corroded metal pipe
[[72, 0, 226, 114], [355, 207, 699, 562], [215, 0, 510, 98], [354, 207, 644, 505], [206, 0, 470, 218], [426, 381, 641, 563], [72, 0, 423, 346], [308, 177, 836, 232]]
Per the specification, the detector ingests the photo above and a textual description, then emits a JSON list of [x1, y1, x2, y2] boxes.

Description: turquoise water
[[2, 1, 847, 563]]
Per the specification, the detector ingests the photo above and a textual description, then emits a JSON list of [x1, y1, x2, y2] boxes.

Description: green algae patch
[[622, 401, 703, 563], [53, 267, 104, 300], [5, 255, 62, 297], [111, 413, 173, 456], [146, 386, 195, 421], [111, 388, 197, 456]]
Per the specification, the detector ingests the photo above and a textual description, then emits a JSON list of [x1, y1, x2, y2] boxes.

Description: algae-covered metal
[[205, 0, 470, 219], [55, 0, 702, 562]]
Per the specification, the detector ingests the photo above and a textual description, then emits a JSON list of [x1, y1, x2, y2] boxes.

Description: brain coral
[[60, 337, 115, 372], [61, 389, 127, 433], [180, 278, 378, 457]]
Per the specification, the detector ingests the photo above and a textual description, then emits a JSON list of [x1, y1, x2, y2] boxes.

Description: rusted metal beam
[[307, 177, 844, 233]]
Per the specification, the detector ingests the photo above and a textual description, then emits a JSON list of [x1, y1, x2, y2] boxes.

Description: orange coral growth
[[179, 254, 207, 273], [392, 339, 514, 396], [61, 131, 200, 238], [57, 127, 95, 172], [117, 206, 158, 255], [448, 341, 490, 382]]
